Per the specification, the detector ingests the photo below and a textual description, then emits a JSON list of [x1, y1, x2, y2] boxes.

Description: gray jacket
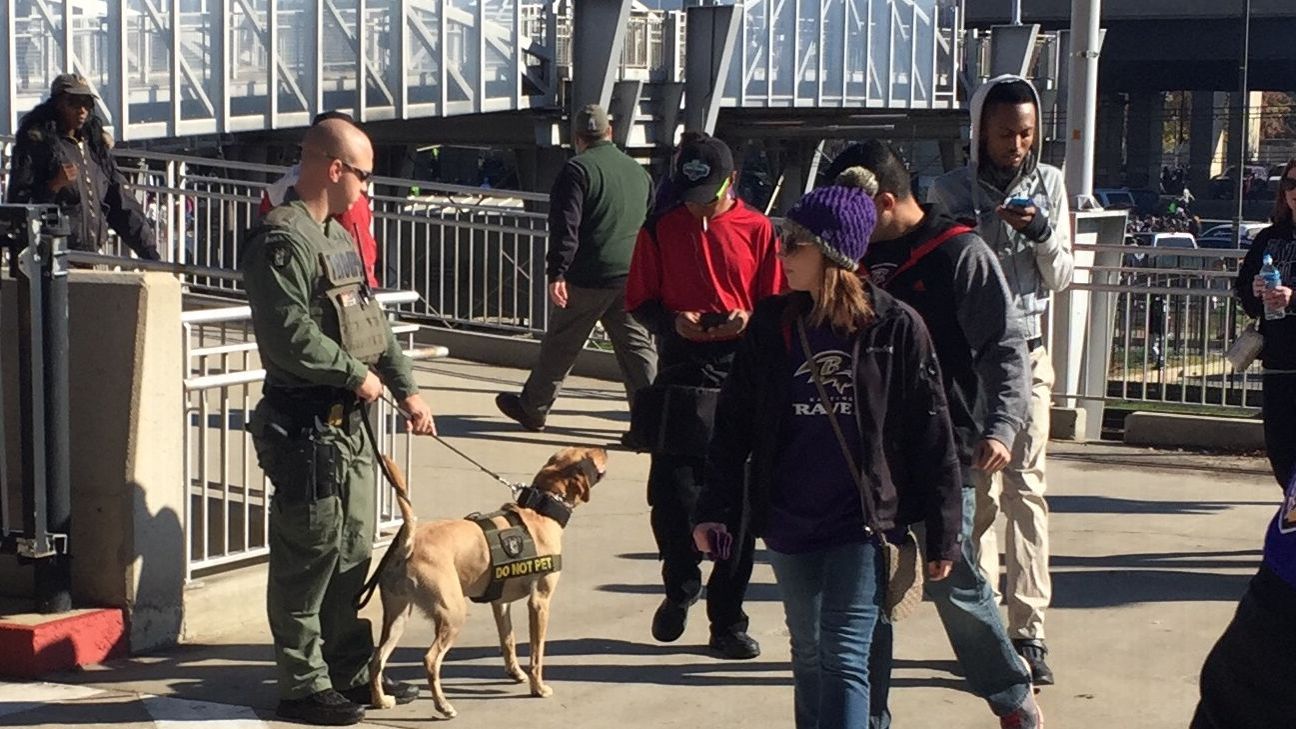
[[928, 74, 1074, 339]]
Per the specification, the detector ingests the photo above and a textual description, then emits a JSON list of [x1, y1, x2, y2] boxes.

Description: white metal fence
[[181, 291, 431, 578], [1076, 243, 1263, 413]]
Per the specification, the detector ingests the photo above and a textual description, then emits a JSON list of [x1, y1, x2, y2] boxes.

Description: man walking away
[[496, 104, 657, 446], [830, 141, 1040, 728], [929, 74, 1075, 686]]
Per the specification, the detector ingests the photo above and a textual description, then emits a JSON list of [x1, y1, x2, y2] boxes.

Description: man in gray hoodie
[[929, 74, 1074, 686]]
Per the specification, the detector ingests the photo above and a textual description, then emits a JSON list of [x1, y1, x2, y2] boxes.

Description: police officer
[[243, 119, 436, 726]]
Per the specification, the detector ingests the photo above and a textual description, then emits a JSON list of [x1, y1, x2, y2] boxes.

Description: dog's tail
[[381, 454, 418, 534]]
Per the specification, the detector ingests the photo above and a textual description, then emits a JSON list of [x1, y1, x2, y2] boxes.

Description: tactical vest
[[262, 204, 389, 364], [467, 510, 562, 604]]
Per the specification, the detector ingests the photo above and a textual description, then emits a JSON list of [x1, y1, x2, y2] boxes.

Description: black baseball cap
[[673, 137, 735, 205]]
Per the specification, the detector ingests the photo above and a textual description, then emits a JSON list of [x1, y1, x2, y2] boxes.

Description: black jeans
[[1262, 373, 1296, 489], [646, 336, 752, 635], [1191, 565, 1296, 729], [648, 451, 754, 635]]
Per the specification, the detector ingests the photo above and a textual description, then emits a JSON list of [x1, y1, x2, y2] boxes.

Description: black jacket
[[5, 103, 158, 259], [1236, 222, 1296, 370], [862, 206, 1029, 481], [696, 286, 963, 562]]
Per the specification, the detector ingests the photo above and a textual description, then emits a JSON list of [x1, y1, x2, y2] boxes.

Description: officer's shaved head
[[298, 118, 374, 216]]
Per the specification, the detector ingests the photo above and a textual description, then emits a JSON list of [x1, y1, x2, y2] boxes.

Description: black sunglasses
[[300, 145, 374, 183], [336, 158, 374, 184]]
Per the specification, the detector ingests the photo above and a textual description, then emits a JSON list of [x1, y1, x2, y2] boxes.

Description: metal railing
[[1066, 243, 1263, 413], [182, 289, 434, 578], [1, 139, 563, 334]]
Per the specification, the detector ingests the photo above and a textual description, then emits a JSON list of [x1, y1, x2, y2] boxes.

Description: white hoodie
[[928, 74, 1074, 340]]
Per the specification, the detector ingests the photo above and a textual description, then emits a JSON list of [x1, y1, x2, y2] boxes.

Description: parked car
[[1125, 232, 1203, 270], [1197, 222, 1267, 249], [1208, 165, 1269, 200]]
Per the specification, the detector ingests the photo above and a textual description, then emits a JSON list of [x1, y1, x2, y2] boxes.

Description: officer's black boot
[[276, 689, 366, 726]]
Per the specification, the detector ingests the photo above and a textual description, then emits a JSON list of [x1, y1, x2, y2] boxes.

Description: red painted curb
[[0, 609, 128, 678]]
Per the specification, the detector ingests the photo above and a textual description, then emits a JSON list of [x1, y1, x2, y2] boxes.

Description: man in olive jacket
[[496, 105, 657, 443], [243, 119, 435, 726]]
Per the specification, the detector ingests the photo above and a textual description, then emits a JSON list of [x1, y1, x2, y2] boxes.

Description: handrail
[[181, 289, 420, 325]]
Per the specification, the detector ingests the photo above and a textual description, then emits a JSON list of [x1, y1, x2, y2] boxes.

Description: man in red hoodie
[[260, 111, 379, 288], [625, 136, 784, 660]]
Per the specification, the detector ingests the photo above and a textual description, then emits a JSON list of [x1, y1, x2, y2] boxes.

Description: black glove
[[1022, 206, 1052, 243]]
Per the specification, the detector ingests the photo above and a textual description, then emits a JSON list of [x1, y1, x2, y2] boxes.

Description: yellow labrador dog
[[368, 446, 607, 718]]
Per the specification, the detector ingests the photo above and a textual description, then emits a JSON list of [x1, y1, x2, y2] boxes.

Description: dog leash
[[377, 393, 518, 492]]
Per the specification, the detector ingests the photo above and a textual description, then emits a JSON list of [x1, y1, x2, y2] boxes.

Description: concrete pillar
[[1095, 93, 1125, 188], [1125, 92, 1164, 190], [1188, 90, 1227, 195], [1, 273, 185, 651]]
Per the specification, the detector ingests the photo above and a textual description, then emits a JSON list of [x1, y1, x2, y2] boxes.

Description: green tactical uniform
[[243, 200, 417, 700]]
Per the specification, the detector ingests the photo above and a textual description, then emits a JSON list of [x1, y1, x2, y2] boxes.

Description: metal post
[[1011, 0, 1023, 25], [1063, 0, 1100, 207], [36, 217, 72, 614], [5, 205, 72, 613], [1232, 0, 1251, 249]]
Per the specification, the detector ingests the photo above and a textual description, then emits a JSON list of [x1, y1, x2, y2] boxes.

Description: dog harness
[[466, 488, 574, 605], [465, 456, 603, 604]]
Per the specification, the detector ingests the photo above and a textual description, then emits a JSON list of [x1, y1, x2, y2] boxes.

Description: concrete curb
[[1123, 411, 1265, 450]]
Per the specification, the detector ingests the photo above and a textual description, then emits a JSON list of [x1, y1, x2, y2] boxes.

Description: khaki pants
[[972, 346, 1053, 641]]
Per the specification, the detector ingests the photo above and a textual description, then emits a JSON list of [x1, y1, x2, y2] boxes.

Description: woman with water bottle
[[1235, 158, 1296, 488]]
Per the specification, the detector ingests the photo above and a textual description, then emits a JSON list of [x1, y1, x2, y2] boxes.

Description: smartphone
[[1005, 196, 1034, 209], [699, 312, 729, 331]]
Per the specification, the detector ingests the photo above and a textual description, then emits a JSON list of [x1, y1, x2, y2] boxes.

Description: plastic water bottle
[[1261, 254, 1285, 321]]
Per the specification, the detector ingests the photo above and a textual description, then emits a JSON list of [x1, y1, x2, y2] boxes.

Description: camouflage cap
[[50, 73, 97, 98]]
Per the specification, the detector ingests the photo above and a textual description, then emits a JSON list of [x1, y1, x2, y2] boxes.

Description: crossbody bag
[[796, 319, 925, 622]]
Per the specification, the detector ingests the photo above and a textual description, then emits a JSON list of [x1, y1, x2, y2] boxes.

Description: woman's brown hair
[[806, 265, 875, 336], [1271, 158, 1296, 227]]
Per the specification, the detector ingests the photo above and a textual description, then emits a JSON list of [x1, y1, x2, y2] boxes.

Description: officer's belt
[[467, 509, 562, 604], [264, 385, 361, 432]]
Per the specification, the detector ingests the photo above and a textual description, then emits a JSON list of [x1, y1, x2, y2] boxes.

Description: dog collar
[[515, 486, 573, 527]]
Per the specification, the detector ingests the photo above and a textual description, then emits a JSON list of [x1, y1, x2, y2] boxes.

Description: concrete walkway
[[0, 358, 1278, 728]]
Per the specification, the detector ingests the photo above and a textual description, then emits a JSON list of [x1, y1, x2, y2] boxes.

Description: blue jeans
[[869, 487, 1032, 727], [768, 540, 885, 729]]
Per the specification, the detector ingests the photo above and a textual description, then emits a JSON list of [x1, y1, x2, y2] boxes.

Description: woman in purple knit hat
[[692, 174, 963, 727]]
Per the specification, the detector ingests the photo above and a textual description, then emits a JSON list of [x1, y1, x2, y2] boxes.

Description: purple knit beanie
[[781, 180, 878, 271]]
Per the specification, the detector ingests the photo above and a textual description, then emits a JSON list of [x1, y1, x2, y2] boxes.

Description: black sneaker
[[495, 393, 545, 431], [1013, 639, 1055, 686], [618, 430, 649, 452], [709, 630, 761, 660], [651, 595, 698, 643], [276, 689, 365, 726], [339, 676, 419, 707]]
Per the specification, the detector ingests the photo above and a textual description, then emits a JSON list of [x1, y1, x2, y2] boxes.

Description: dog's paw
[[435, 701, 458, 719], [506, 666, 527, 683], [376, 694, 397, 710], [530, 683, 554, 699]]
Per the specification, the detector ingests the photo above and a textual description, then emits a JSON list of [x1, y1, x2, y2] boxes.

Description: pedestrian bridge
[[1, 0, 963, 142]]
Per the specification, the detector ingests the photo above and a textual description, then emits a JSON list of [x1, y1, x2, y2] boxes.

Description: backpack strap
[[885, 224, 973, 284]]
